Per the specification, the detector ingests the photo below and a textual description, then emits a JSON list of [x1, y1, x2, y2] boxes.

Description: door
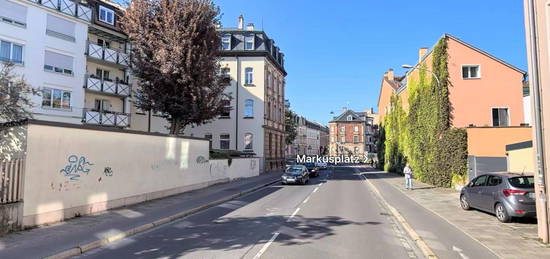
[[480, 175, 502, 211], [468, 175, 488, 208]]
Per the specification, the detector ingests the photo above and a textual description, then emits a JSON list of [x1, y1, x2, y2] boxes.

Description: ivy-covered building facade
[[377, 34, 527, 187]]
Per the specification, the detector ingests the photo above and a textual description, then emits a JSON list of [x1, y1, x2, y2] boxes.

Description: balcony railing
[[85, 76, 131, 96], [82, 109, 130, 127], [27, 0, 92, 22], [87, 42, 129, 66]]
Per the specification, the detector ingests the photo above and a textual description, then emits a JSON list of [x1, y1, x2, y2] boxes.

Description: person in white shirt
[[404, 163, 413, 190]]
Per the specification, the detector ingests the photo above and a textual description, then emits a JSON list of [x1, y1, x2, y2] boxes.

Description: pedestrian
[[404, 163, 413, 190]]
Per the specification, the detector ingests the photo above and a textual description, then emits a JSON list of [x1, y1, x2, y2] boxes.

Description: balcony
[[85, 76, 131, 97], [82, 109, 130, 127], [27, 0, 92, 22], [87, 42, 129, 67]]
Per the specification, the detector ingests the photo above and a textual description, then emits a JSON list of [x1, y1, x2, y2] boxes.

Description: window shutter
[[0, 0, 27, 24], [46, 14, 76, 38], [44, 50, 73, 71]]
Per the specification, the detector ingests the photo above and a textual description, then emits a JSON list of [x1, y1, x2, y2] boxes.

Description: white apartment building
[[183, 16, 287, 172], [1, 0, 91, 123]]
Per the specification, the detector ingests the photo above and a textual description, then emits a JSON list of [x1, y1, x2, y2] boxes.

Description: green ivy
[[382, 37, 467, 187]]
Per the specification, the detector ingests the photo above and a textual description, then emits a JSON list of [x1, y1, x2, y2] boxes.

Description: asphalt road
[[78, 166, 419, 259]]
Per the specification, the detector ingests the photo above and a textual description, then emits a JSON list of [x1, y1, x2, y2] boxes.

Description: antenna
[[261, 17, 264, 31]]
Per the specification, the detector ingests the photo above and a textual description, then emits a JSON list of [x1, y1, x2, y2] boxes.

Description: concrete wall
[[466, 126, 532, 157], [9, 121, 259, 227], [508, 147, 534, 173]]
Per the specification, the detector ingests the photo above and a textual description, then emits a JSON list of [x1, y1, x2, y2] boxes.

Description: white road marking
[[253, 232, 280, 259], [453, 245, 470, 259], [318, 183, 323, 187], [313, 187, 319, 193], [287, 208, 300, 222], [302, 196, 310, 204]]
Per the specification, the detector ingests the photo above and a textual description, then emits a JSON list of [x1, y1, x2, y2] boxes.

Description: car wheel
[[495, 203, 511, 223], [460, 195, 471, 210]]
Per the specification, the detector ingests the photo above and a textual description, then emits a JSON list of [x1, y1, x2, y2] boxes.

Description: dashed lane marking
[[287, 208, 300, 222], [253, 232, 280, 259]]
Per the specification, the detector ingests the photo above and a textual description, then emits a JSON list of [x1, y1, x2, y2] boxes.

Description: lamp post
[[402, 64, 441, 87]]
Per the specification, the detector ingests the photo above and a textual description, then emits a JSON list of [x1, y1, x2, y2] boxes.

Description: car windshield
[[305, 163, 314, 167], [289, 165, 304, 170], [286, 169, 303, 175], [508, 176, 535, 189]]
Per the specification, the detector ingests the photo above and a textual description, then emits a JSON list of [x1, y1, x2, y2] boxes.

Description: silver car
[[460, 172, 536, 222]]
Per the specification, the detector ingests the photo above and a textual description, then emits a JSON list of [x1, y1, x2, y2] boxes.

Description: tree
[[122, 0, 229, 134], [0, 62, 37, 122], [285, 109, 297, 145]]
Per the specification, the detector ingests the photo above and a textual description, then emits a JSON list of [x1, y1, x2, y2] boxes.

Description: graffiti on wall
[[59, 155, 94, 181], [250, 159, 257, 170], [209, 162, 228, 178], [196, 155, 209, 164], [104, 167, 114, 176]]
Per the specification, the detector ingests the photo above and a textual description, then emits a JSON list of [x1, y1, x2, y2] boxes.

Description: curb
[[44, 177, 280, 259], [381, 171, 503, 258], [354, 168, 437, 259]]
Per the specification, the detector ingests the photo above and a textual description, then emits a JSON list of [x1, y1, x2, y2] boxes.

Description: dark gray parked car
[[460, 172, 536, 222]]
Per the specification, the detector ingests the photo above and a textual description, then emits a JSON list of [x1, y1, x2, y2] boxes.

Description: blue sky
[[215, 0, 527, 125]]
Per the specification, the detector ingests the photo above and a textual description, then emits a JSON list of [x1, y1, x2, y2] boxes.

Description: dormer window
[[347, 115, 353, 121], [221, 34, 231, 50], [99, 6, 115, 25], [244, 35, 254, 50]]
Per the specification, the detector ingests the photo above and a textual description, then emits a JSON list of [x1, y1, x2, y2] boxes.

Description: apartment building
[[328, 109, 375, 157], [183, 16, 287, 172], [378, 34, 527, 128], [81, 0, 131, 128], [286, 114, 328, 157], [0, 0, 91, 123]]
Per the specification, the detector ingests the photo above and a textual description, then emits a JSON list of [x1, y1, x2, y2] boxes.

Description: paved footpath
[[359, 167, 550, 259], [0, 172, 282, 259]]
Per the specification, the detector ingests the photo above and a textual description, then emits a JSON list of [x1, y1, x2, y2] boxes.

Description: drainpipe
[[527, 0, 549, 243], [235, 56, 240, 150]]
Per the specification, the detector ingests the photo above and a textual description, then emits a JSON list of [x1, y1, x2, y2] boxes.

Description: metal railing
[[87, 42, 129, 66], [85, 75, 131, 96], [82, 109, 130, 127], [0, 159, 24, 204], [27, 0, 91, 22]]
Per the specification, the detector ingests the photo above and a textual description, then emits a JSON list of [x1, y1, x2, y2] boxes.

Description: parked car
[[316, 161, 328, 170], [281, 165, 309, 185], [460, 172, 536, 222], [304, 162, 320, 177]]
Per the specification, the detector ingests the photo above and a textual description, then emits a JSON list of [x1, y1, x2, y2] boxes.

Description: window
[[471, 175, 488, 187], [244, 99, 254, 118], [93, 99, 111, 112], [331, 136, 335, 143], [220, 134, 230, 150], [508, 176, 535, 188], [220, 99, 231, 118], [245, 67, 253, 85], [354, 147, 359, 153], [95, 68, 110, 80], [221, 67, 230, 76], [97, 38, 111, 49], [42, 88, 71, 110], [347, 115, 353, 121], [99, 6, 115, 25], [44, 51, 73, 75], [0, 0, 27, 27], [46, 14, 75, 41], [244, 35, 254, 50], [340, 135, 345, 143], [204, 134, 213, 149], [221, 34, 231, 50], [462, 65, 480, 79], [244, 133, 253, 150], [340, 126, 345, 132], [492, 108, 509, 127], [354, 126, 359, 132], [0, 40, 23, 64], [353, 135, 359, 143], [486, 175, 502, 187]]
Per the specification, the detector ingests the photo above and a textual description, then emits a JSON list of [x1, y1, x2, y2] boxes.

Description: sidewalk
[[0, 171, 282, 259], [372, 169, 550, 259]]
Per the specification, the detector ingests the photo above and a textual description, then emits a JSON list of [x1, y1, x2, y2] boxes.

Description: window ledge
[[41, 106, 73, 112], [44, 69, 74, 77], [244, 84, 255, 87], [243, 116, 254, 119], [219, 116, 231, 119], [462, 77, 481, 80]]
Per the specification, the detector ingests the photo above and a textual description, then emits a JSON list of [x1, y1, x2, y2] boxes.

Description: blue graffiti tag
[[59, 155, 94, 180]]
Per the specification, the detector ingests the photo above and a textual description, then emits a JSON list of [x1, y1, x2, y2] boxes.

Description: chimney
[[386, 69, 394, 81], [246, 23, 254, 31], [237, 15, 244, 29], [418, 47, 428, 62]]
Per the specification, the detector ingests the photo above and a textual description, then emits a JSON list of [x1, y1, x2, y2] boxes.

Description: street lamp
[[402, 64, 441, 87]]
